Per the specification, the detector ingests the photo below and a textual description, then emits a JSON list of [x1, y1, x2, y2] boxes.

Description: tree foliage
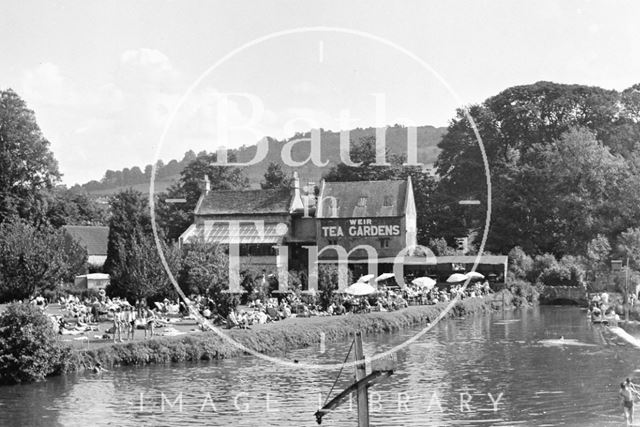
[[179, 239, 229, 297], [0, 218, 87, 302], [0, 303, 71, 384], [435, 82, 640, 257], [261, 162, 290, 189], [108, 231, 182, 301], [0, 89, 61, 225], [104, 189, 153, 287]]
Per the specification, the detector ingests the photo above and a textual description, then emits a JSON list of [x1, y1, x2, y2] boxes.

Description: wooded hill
[[72, 124, 446, 195]]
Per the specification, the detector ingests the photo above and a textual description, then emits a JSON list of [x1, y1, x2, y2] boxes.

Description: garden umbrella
[[375, 273, 396, 282], [412, 277, 437, 290], [446, 273, 468, 283], [344, 282, 377, 296], [357, 274, 376, 283], [465, 271, 485, 281]]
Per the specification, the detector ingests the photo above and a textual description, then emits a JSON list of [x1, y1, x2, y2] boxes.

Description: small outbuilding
[[74, 273, 110, 290]]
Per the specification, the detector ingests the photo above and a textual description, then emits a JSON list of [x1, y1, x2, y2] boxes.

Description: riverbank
[[70, 290, 518, 372]]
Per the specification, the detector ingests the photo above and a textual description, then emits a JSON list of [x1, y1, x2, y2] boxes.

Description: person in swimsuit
[[621, 382, 634, 425]]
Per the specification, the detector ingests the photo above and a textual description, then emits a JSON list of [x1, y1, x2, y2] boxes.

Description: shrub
[[509, 279, 540, 307], [317, 264, 353, 310], [0, 303, 71, 384], [508, 246, 533, 280]]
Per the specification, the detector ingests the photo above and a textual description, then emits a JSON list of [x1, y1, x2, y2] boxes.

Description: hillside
[[79, 124, 446, 195]]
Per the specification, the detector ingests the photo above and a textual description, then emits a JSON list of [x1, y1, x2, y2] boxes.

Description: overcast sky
[[2, 0, 639, 185]]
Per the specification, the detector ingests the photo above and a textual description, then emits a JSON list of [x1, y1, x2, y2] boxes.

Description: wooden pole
[[354, 332, 369, 427], [626, 257, 630, 322]]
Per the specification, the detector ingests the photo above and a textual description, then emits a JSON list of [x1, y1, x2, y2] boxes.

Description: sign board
[[319, 217, 401, 239]]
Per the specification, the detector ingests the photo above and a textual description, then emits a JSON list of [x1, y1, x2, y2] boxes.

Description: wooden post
[[626, 257, 630, 322], [354, 332, 369, 427]]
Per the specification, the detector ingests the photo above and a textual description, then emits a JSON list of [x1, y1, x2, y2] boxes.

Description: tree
[[508, 246, 534, 281], [586, 235, 611, 274], [261, 162, 290, 189], [46, 187, 108, 227], [0, 89, 60, 224], [435, 82, 640, 256], [428, 237, 458, 256], [616, 228, 640, 271], [0, 218, 87, 302], [108, 230, 182, 301], [103, 189, 153, 286], [179, 239, 228, 297], [323, 136, 404, 182], [0, 303, 70, 383]]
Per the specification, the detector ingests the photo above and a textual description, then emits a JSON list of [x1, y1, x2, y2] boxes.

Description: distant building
[[63, 225, 109, 268]]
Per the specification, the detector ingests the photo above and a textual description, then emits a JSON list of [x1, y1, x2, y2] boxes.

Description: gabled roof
[[196, 188, 293, 216], [63, 226, 109, 256], [318, 180, 407, 218]]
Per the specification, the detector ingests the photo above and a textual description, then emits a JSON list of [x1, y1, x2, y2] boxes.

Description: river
[[2, 306, 640, 426]]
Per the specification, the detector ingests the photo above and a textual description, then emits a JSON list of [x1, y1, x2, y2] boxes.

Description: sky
[[2, 0, 640, 185]]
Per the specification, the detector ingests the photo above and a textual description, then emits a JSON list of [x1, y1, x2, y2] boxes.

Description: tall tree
[[0, 89, 60, 224], [103, 189, 153, 285], [108, 230, 181, 301], [435, 82, 640, 256], [261, 162, 290, 189]]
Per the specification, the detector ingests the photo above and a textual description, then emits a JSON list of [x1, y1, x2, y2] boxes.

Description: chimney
[[201, 175, 211, 195], [293, 171, 300, 196], [290, 171, 304, 212]]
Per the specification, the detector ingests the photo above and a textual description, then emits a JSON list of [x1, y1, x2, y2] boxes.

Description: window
[[328, 239, 338, 246], [357, 196, 368, 207], [380, 238, 390, 248], [383, 195, 394, 206]]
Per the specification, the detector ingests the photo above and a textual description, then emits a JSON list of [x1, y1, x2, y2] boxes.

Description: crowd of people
[[186, 278, 496, 329], [41, 292, 190, 341], [21, 276, 497, 338]]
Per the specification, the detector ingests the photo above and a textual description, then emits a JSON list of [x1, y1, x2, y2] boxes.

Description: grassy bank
[[70, 290, 518, 372]]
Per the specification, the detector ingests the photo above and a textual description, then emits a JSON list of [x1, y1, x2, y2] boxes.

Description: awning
[[436, 255, 508, 265], [316, 255, 505, 265], [317, 256, 437, 265], [180, 222, 287, 245]]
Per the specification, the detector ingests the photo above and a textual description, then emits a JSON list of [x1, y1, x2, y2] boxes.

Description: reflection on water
[[2, 306, 640, 426]]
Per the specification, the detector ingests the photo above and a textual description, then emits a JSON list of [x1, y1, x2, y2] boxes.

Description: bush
[[317, 264, 353, 309], [509, 279, 540, 307], [508, 246, 533, 280], [0, 303, 71, 384]]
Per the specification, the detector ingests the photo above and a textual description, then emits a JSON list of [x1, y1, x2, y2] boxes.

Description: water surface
[[1, 306, 638, 426]]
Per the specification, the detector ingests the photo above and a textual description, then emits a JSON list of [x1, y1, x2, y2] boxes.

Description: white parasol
[[464, 271, 485, 281], [344, 282, 377, 296], [446, 273, 468, 283], [412, 277, 437, 290], [375, 273, 396, 282], [357, 274, 376, 283]]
